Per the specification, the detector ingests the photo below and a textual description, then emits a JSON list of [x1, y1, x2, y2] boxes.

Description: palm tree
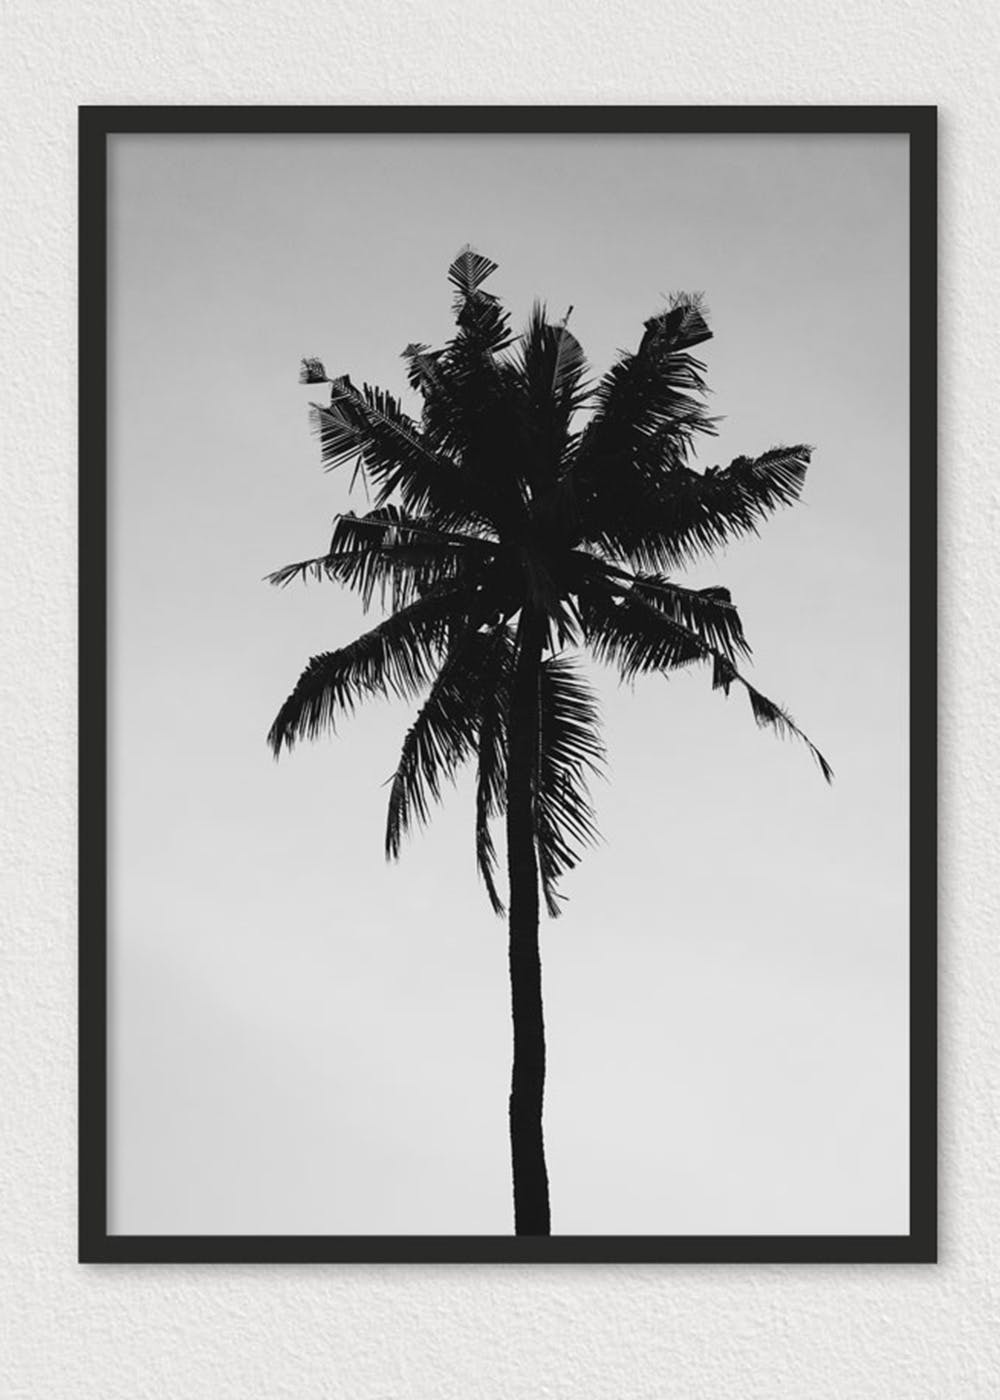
[[267, 247, 831, 1237]]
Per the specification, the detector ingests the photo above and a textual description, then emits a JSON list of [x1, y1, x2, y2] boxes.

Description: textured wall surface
[[1, 2, 998, 1396]]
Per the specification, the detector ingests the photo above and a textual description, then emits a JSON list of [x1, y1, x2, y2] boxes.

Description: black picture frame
[[79, 104, 937, 1264]]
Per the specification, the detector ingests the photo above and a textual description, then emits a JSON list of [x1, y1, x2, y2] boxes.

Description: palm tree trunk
[[506, 608, 551, 1235]]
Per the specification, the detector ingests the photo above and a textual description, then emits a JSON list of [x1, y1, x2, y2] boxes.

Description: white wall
[[1, 3, 995, 1395]]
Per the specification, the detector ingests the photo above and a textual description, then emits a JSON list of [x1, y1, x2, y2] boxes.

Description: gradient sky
[[107, 131, 909, 1236]]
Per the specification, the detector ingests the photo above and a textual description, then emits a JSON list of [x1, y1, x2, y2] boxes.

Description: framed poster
[[79, 105, 936, 1263]]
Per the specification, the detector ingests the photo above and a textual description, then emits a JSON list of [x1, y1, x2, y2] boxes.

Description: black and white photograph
[[79, 107, 935, 1262]]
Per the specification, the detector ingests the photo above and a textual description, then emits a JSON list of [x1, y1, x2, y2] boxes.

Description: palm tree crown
[[268, 246, 831, 919]]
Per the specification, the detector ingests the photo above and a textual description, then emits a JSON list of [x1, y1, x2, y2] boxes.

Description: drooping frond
[[710, 654, 833, 782], [626, 573, 750, 663], [384, 631, 479, 859], [267, 584, 469, 755], [580, 580, 708, 678], [535, 655, 604, 917], [384, 624, 513, 864], [582, 579, 831, 781]]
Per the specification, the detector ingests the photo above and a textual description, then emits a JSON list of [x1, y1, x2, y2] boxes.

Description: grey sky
[[108, 131, 909, 1235]]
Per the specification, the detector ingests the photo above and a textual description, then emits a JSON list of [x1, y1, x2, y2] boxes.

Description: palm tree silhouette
[[268, 247, 831, 1236]]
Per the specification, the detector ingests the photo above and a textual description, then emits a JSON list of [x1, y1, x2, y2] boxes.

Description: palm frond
[[510, 303, 591, 491], [309, 379, 492, 532], [582, 581, 831, 781], [535, 655, 604, 917], [299, 357, 329, 384], [327, 508, 492, 610], [383, 625, 512, 864], [267, 507, 495, 611], [383, 639, 478, 860], [595, 446, 814, 573], [515, 302, 590, 409], [627, 573, 750, 662], [402, 342, 445, 397], [446, 244, 513, 355], [547, 296, 718, 552], [267, 584, 468, 756], [266, 542, 461, 609], [415, 368, 527, 533], [448, 246, 499, 302], [309, 379, 424, 476], [711, 656, 833, 782], [580, 580, 708, 678], [329, 506, 495, 553], [660, 292, 713, 349], [580, 296, 716, 466], [397, 252, 535, 530]]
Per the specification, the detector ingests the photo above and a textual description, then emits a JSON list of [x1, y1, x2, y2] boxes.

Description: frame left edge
[[78, 106, 111, 1263]]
